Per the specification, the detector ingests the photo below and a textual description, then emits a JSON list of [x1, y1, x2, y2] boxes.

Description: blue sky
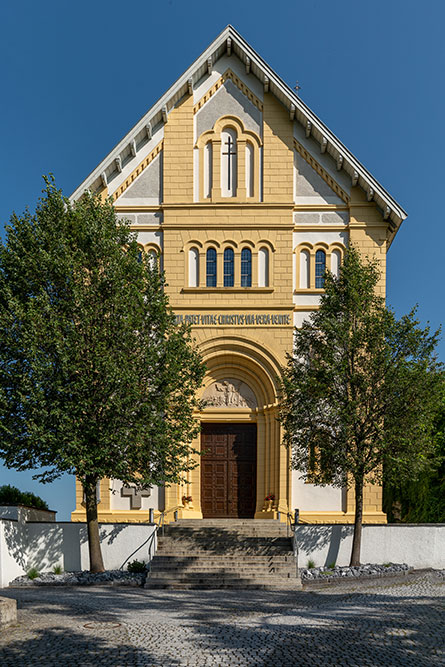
[[1, 0, 444, 520]]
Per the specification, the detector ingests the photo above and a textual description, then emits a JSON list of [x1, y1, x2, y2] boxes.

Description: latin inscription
[[175, 313, 291, 326]]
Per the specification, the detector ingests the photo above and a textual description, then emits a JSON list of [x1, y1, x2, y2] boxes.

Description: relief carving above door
[[202, 378, 257, 409]]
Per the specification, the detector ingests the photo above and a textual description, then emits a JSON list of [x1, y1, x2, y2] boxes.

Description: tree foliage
[[0, 178, 205, 570], [0, 484, 49, 510], [384, 376, 445, 523], [279, 247, 442, 564]]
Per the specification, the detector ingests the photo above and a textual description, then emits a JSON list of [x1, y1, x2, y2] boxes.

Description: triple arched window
[[196, 116, 262, 202], [297, 245, 343, 290]]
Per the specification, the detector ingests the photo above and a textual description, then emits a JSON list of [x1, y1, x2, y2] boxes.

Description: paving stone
[[0, 572, 443, 665]]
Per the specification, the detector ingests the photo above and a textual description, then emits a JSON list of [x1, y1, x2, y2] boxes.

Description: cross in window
[[222, 136, 237, 190], [121, 485, 151, 509]]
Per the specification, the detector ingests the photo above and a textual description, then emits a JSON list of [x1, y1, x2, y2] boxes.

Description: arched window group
[[297, 245, 343, 290], [187, 245, 270, 288], [196, 116, 262, 202]]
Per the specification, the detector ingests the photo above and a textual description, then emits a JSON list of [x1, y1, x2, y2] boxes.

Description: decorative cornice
[[294, 139, 350, 204], [193, 69, 263, 114], [111, 140, 163, 201]]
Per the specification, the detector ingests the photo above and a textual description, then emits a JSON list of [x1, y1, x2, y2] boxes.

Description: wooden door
[[201, 423, 257, 518]]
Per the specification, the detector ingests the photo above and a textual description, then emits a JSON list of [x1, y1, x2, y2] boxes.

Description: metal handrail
[[286, 510, 299, 579], [119, 505, 182, 571]]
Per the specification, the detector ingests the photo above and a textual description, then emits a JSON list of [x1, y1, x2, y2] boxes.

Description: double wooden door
[[201, 423, 257, 518]]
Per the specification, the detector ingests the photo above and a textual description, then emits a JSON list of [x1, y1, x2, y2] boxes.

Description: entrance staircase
[[145, 519, 302, 590]]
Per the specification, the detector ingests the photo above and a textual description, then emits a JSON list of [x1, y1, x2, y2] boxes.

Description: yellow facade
[[71, 28, 404, 526]]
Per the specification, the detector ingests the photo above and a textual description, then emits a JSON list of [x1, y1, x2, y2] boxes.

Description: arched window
[[206, 248, 217, 287], [188, 247, 199, 287], [224, 248, 234, 287], [258, 247, 269, 287], [299, 250, 310, 289], [221, 127, 237, 197], [246, 142, 254, 198], [331, 249, 341, 279], [147, 249, 158, 268], [241, 248, 252, 287], [204, 141, 212, 199], [315, 249, 326, 288]]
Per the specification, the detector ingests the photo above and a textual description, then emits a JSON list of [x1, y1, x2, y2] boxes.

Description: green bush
[[127, 559, 147, 573], [27, 567, 39, 580], [307, 558, 315, 569], [53, 564, 63, 574], [0, 485, 48, 510]]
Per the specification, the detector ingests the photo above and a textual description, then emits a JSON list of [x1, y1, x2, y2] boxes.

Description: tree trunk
[[350, 477, 364, 566], [84, 475, 105, 573]]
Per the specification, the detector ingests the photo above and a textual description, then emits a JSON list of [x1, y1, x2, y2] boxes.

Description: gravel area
[[0, 570, 444, 665], [10, 570, 146, 587], [300, 562, 410, 581]]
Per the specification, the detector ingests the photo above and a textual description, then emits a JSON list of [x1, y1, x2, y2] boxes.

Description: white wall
[[292, 473, 343, 512], [295, 524, 445, 570], [0, 520, 156, 586]]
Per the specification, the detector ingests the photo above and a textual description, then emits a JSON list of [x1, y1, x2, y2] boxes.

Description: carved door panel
[[201, 423, 257, 518]]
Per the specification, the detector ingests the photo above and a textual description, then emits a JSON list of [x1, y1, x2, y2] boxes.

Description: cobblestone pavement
[[0, 572, 444, 666]]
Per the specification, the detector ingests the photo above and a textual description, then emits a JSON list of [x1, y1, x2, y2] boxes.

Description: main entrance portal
[[201, 423, 257, 518]]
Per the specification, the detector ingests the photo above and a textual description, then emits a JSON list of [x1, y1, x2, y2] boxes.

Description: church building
[[71, 26, 406, 525]]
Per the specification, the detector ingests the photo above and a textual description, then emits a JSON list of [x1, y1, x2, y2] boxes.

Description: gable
[[114, 151, 163, 206], [70, 25, 406, 240], [295, 152, 344, 205], [195, 77, 262, 138]]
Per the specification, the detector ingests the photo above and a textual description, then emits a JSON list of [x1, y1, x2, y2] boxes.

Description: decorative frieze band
[[193, 69, 263, 115], [111, 140, 164, 201], [294, 139, 350, 204]]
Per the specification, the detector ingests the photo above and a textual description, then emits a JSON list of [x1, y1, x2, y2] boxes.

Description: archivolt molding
[[193, 68, 263, 115], [294, 139, 349, 204], [111, 140, 163, 201], [197, 334, 282, 406]]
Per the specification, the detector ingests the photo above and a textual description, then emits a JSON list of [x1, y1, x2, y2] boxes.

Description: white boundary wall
[[1, 520, 444, 587], [0, 520, 156, 587], [295, 524, 445, 570]]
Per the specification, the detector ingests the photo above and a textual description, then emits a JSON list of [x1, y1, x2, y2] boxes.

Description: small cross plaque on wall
[[121, 485, 151, 509]]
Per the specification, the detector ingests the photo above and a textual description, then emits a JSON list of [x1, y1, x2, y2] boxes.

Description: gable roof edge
[[70, 24, 407, 240]]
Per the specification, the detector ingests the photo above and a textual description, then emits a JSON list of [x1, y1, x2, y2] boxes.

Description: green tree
[[384, 376, 445, 523], [0, 178, 205, 572], [279, 247, 442, 566]]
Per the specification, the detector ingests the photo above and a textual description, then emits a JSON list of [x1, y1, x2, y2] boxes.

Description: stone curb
[[0, 596, 17, 627]]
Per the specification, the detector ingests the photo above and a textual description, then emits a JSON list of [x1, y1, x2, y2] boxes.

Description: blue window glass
[[241, 248, 252, 287], [315, 249, 326, 288], [206, 248, 217, 287], [224, 248, 234, 287]]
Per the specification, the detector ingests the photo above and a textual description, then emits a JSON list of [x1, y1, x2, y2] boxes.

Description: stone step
[[157, 538, 292, 547], [145, 577, 302, 590], [152, 554, 295, 562], [151, 558, 295, 571], [149, 560, 295, 570], [156, 545, 292, 558], [149, 572, 295, 582]]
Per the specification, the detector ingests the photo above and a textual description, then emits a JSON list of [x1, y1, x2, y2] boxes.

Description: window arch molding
[[196, 115, 262, 203]]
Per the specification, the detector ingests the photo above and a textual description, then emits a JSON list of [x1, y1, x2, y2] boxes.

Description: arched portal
[[165, 336, 291, 520]]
